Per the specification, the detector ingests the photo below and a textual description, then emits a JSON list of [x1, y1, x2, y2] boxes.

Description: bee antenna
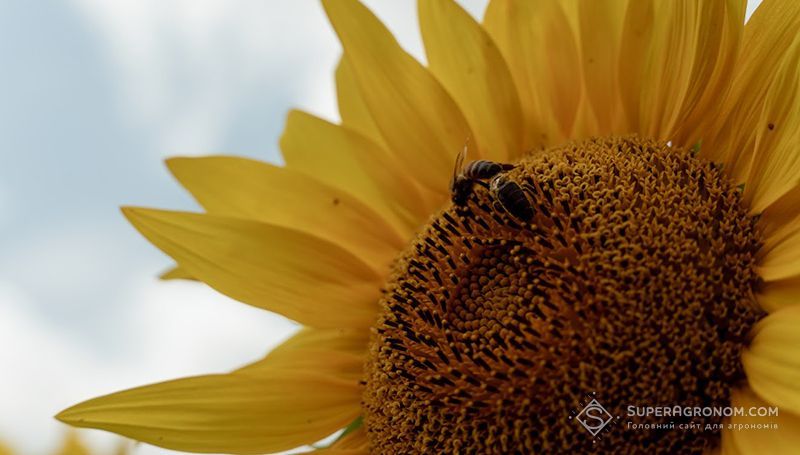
[[451, 136, 470, 190]]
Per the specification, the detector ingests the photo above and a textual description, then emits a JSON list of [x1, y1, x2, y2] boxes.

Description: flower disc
[[363, 137, 765, 454]]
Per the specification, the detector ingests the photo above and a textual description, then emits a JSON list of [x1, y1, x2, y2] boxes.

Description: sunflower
[[57, 0, 800, 453]]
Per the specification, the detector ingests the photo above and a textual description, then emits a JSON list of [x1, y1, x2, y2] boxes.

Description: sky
[[0, 0, 763, 454]]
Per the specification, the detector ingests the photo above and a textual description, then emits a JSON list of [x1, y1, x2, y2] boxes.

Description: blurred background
[[0, 0, 763, 453]]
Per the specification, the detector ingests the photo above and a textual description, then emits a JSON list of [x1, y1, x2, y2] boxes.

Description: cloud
[[66, 0, 493, 161], [116, 274, 299, 382], [4, 220, 123, 308], [0, 183, 9, 229], [68, 0, 343, 157], [0, 281, 118, 453]]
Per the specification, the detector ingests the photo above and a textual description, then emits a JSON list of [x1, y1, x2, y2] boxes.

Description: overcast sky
[[0, 0, 762, 453]]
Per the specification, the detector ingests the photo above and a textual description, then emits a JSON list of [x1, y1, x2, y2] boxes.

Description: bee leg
[[491, 200, 505, 214], [521, 182, 539, 197], [520, 183, 535, 202]]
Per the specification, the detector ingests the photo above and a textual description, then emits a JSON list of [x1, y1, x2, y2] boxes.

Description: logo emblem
[[575, 398, 614, 436]]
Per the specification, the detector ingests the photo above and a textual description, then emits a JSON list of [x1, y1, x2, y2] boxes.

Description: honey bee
[[489, 174, 534, 221], [450, 146, 515, 205]]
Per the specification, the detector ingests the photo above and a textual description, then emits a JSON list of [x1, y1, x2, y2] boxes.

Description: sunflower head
[[365, 136, 765, 453], [57, 0, 800, 454]]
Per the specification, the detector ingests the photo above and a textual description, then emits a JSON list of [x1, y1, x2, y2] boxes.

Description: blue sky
[[0, 0, 761, 453]]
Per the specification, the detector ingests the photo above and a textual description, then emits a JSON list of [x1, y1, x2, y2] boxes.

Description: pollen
[[363, 137, 765, 454]]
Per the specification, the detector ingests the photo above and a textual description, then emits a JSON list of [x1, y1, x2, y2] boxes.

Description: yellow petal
[[572, 0, 627, 137], [159, 265, 194, 280], [167, 156, 404, 272], [322, 450, 368, 455], [758, 180, 800, 282], [54, 431, 90, 455], [702, 0, 800, 180], [122, 208, 381, 329], [114, 440, 131, 455], [719, 423, 741, 455], [280, 110, 432, 234], [246, 330, 368, 454], [418, 0, 523, 161], [622, 0, 745, 143], [758, 276, 800, 313], [725, 387, 800, 453], [483, 0, 580, 147], [323, 425, 369, 453], [323, 0, 471, 196], [743, 38, 800, 213], [237, 327, 368, 381], [618, 0, 654, 135], [672, 0, 745, 145], [257, 327, 368, 360], [336, 57, 385, 149], [758, 230, 800, 282], [57, 370, 361, 454], [0, 441, 11, 455], [759, 185, 800, 249], [742, 305, 800, 416]]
